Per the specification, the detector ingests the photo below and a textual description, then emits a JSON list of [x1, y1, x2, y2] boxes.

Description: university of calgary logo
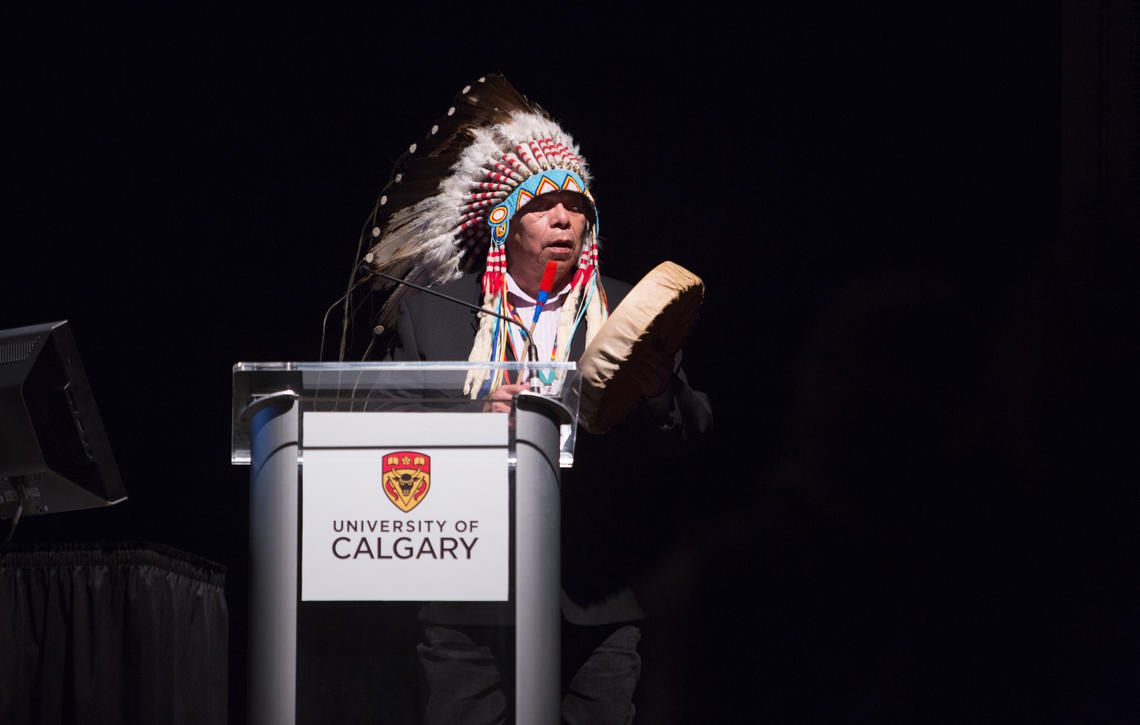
[[381, 451, 430, 513]]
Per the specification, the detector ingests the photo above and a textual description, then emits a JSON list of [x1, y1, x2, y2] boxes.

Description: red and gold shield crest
[[381, 451, 431, 513]]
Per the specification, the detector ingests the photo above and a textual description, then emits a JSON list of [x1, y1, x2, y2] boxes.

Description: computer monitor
[[0, 320, 126, 517]]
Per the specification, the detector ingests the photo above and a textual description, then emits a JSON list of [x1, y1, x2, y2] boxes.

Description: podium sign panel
[[301, 411, 509, 602]]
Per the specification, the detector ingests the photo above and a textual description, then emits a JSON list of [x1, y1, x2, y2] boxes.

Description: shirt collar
[[504, 270, 572, 305]]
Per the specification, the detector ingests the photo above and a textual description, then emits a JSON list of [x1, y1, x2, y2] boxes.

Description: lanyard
[[505, 298, 561, 385]]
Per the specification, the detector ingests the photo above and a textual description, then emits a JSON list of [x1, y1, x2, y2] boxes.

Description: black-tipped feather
[[368, 76, 538, 233], [337, 75, 544, 360]]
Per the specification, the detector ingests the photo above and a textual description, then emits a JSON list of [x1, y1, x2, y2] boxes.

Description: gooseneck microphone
[[368, 270, 539, 364], [321, 269, 379, 361]]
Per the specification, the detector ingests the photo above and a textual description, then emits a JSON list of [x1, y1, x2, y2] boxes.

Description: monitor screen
[[0, 320, 126, 517]]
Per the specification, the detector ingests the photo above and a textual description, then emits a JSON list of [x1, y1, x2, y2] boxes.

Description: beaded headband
[[488, 168, 596, 246]]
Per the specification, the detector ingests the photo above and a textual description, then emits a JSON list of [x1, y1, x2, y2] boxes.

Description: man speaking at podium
[[344, 75, 712, 724]]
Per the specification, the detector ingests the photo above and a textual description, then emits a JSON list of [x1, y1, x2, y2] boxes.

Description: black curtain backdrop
[[1, 2, 1135, 723]]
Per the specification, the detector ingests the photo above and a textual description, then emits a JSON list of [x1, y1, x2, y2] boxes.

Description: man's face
[[505, 191, 590, 293]]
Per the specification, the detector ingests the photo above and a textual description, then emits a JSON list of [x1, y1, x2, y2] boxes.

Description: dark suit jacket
[[387, 273, 623, 362], [388, 273, 712, 624]]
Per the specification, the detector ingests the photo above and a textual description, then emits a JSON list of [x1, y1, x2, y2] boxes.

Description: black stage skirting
[[0, 542, 227, 725]]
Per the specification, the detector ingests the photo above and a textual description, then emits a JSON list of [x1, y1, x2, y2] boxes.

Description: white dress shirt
[[503, 271, 572, 363]]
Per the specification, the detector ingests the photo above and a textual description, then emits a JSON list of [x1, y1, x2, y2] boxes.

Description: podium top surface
[[231, 361, 581, 465]]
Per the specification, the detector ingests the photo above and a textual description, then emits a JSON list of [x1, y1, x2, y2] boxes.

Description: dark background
[[2, 2, 1136, 722]]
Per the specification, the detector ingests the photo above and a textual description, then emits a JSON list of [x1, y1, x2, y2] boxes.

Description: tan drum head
[[578, 261, 704, 434]]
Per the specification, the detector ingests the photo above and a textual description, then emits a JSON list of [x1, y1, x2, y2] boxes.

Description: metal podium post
[[513, 393, 570, 725], [244, 390, 300, 725]]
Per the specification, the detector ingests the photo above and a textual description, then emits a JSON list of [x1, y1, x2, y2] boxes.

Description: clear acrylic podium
[[232, 362, 580, 725]]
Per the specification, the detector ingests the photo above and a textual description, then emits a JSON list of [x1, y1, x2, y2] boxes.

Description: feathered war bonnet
[[354, 75, 607, 396]]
